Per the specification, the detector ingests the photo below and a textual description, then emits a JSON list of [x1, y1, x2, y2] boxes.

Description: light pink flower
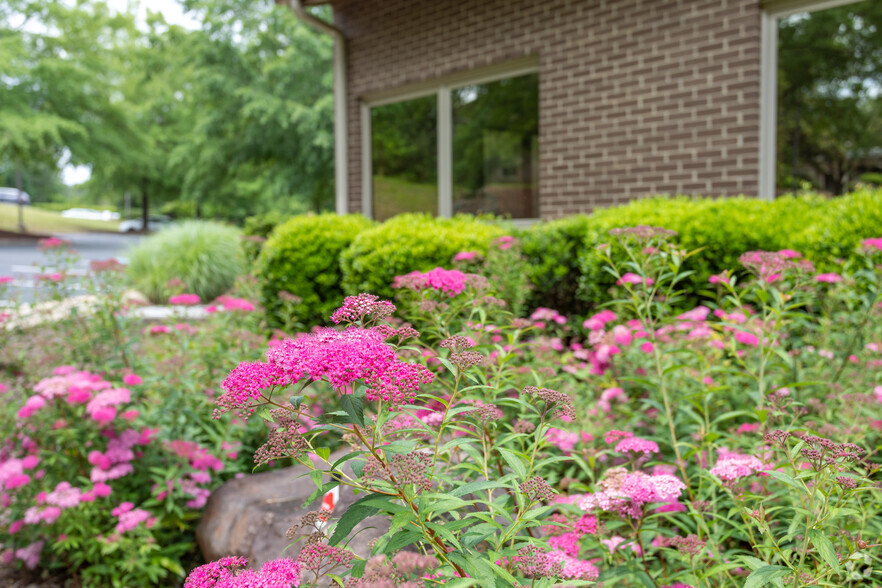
[[815, 273, 843, 283]]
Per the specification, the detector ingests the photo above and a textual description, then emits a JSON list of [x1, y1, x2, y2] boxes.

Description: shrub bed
[[339, 213, 507, 300], [256, 213, 375, 329]]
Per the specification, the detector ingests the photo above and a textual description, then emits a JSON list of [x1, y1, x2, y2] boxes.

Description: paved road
[[0, 232, 142, 303]]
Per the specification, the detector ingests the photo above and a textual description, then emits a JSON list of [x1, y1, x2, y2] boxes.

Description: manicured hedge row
[[255, 213, 375, 328], [254, 188, 882, 327], [340, 214, 507, 300]]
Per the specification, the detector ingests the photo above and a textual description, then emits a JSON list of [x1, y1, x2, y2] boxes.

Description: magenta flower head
[[861, 237, 882, 251], [169, 293, 201, 305], [38, 237, 69, 250], [815, 273, 843, 283], [392, 267, 488, 297]]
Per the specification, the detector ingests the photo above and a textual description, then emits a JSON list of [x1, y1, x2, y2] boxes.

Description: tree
[[168, 0, 335, 221], [777, 1, 882, 194], [0, 0, 141, 230]]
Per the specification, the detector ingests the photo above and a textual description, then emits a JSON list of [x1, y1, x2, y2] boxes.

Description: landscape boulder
[[196, 451, 389, 569]]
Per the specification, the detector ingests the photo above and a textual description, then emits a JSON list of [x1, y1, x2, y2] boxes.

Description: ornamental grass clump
[[127, 221, 245, 304]]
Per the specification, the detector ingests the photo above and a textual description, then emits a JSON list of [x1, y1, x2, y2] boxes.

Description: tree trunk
[[15, 162, 25, 233], [141, 181, 149, 232]]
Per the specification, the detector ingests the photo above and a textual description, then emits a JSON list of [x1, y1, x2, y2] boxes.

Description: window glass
[[371, 95, 438, 221], [452, 73, 539, 218]]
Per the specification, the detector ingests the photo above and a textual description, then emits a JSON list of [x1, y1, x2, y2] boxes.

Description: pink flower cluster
[[112, 501, 155, 533], [330, 293, 396, 324], [393, 267, 486, 297], [708, 449, 771, 481], [219, 324, 433, 414], [185, 556, 301, 588], [530, 307, 567, 328], [169, 293, 201, 305], [580, 471, 686, 519], [216, 296, 255, 312]]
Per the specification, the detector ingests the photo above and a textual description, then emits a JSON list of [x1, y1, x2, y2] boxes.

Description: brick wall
[[332, 0, 762, 218]]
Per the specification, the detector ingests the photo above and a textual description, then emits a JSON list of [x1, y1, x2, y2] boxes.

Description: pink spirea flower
[[862, 237, 882, 251], [617, 272, 654, 286], [708, 273, 730, 284], [216, 296, 255, 312], [264, 327, 433, 406], [0, 276, 13, 284], [583, 309, 616, 331], [453, 251, 478, 262], [169, 293, 201, 305], [393, 267, 471, 297], [147, 325, 171, 334], [17, 395, 46, 419], [815, 273, 843, 283], [122, 373, 143, 386], [709, 449, 769, 480], [14, 540, 43, 569], [734, 331, 759, 346], [86, 388, 130, 417], [495, 235, 516, 250], [777, 249, 801, 259], [330, 293, 396, 324], [614, 436, 659, 456], [185, 557, 301, 588], [113, 503, 152, 533], [736, 422, 760, 435]]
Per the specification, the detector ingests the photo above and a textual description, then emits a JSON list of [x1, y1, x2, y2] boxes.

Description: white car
[[0, 188, 31, 205], [61, 208, 121, 221], [118, 214, 175, 233]]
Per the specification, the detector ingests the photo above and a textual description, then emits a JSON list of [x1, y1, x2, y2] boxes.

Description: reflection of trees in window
[[371, 96, 437, 221], [777, 1, 882, 194], [453, 73, 539, 218], [372, 97, 437, 185]]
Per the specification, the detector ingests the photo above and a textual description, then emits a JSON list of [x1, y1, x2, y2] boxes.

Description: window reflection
[[452, 73, 539, 218], [371, 95, 438, 221]]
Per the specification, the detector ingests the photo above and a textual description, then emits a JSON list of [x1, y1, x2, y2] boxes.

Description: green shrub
[[792, 187, 882, 268], [256, 213, 374, 328], [340, 214, 507, 299], [571, 195, 829, 308], [521, 215, 596, 317], [127, 221, 245, 303]]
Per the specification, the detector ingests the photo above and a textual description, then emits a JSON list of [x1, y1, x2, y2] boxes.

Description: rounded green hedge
[[792, 187, 882, 268], [127, 221, 245, 304], [256, 213, 375, 328], [340, 214, 507, 299]]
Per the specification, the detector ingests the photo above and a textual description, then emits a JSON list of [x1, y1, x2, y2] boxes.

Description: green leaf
[[744, 565, 792, 588], [315, 447, 331, 462], [350, 559, 367, 579], [452, 480, 506, 497], [384, 529, 422, 553], [340, 394, 365, 427], [328, 493, 387, 545], [438, 357, 458, 376], [497, 447, 528, 480], [808, 528, 841, 573], [289, 395, 304, 409], [765, 470, 803, 492]]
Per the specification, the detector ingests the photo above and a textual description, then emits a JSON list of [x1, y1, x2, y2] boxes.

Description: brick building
[[288, 0, 856, 220]]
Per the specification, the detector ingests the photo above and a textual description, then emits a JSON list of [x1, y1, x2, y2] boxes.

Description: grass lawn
[[373, 175, 437, 221], [0, 203, 119, 234]]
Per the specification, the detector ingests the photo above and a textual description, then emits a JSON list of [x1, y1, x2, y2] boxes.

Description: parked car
[[118, 214, 175, 233], [0, 187, 31, 205], [61, 208, 121, 221]]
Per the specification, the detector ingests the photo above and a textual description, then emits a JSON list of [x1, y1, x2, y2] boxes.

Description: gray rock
[[196, 451, 390, 570]]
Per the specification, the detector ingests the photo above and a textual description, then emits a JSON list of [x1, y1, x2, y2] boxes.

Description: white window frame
[[759, 0, 865, 201], [361, 59, 540, 220]]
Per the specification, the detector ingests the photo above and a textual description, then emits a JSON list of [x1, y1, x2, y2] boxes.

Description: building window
[[371, 95, 438, 222], [453, 73, 539, 217], [363, 68, 539, 220]]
